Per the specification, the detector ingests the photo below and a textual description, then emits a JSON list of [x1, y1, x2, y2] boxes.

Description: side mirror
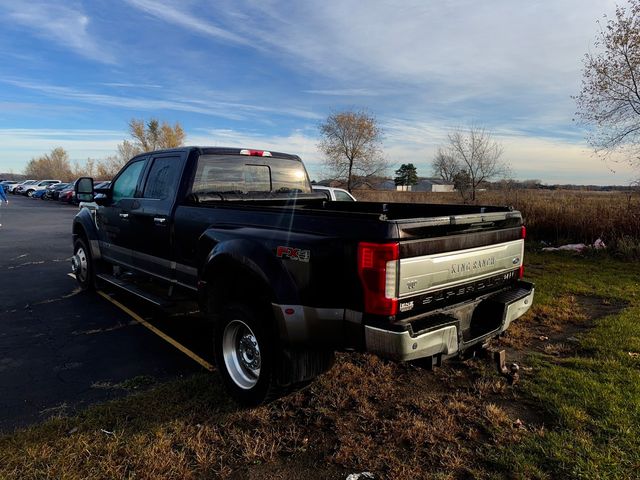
[[75, 177, 94, 203]]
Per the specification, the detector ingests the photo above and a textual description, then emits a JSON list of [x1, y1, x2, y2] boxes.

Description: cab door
[[128, 153, 185, 281], [95, 157, 148, 268]]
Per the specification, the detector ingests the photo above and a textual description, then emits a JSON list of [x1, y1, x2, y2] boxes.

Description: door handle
[[154, 217, 167, 226], [119, 213, 129, 219]]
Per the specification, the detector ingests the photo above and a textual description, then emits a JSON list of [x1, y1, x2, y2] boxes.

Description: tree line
[[22, 111, 510, 204], [23, 119, 185, 181]]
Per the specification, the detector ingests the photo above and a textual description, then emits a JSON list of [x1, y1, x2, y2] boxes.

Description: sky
[[0, 0, 637, 185]]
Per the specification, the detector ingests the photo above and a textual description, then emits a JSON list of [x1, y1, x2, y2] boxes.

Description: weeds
[[354, 189, 640, 256]]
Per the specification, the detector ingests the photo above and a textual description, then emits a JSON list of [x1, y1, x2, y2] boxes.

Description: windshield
[[191, 154, 311, 195]]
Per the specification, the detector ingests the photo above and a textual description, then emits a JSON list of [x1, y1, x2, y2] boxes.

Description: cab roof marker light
[[239, 149, 272, 157]]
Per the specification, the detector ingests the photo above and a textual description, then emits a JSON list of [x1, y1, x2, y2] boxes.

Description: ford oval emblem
[[512, 257, 520, 265]]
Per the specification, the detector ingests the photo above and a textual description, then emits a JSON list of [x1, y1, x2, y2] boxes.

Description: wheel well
[[204, 258, 274, 319], [73, 223, 87, 243]]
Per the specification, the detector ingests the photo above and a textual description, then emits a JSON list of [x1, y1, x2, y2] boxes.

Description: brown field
[[353, 189, 640, 254]]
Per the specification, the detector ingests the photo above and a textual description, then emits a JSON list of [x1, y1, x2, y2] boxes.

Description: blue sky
[[0, 0, 637, 184]]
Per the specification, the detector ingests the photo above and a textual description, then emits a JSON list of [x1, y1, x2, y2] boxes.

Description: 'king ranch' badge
[[276, 246, 310, 262]]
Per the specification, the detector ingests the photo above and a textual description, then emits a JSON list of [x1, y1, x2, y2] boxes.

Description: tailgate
[[399, 240, 524, 297], [394, 228, 525, 318]]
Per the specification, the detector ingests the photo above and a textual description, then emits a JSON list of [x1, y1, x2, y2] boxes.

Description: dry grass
[[354, 189, 640, 253], [0, 353, 527, 480]]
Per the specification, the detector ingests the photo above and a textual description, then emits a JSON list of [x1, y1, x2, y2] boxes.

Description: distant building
[[407, 178, 455, 193]]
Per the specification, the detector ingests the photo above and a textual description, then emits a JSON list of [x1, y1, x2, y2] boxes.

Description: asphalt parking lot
[[0, 195, 214, 432]]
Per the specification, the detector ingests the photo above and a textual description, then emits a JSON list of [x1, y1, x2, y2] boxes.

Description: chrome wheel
[[222, 319, 261, 389], [72, 246, 88, 283]]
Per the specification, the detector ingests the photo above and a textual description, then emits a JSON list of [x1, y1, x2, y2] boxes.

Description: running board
[[96, 274, 172, 308]]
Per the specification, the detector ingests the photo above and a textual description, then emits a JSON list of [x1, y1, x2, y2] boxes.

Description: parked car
[[58, 184, 77, 204], [1, 180, 18, 192], [44, 183, 71, 200], [24, 179, 61, 197], [12, 180, 37, 194], [311, 185, 357, 201], [32, 189, 48, 199]]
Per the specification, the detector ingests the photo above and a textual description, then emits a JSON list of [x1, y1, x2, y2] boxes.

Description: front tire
[[72, 237, 95, 290]]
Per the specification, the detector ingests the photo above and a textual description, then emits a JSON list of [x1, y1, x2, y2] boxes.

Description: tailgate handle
[[119, 213, 129, 219], [154, 217, 167, 226]]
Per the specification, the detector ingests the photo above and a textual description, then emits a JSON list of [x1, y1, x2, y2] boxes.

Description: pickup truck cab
[[73, 147, 534, 405]]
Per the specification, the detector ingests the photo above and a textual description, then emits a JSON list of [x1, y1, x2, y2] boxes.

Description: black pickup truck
[[72, 147, 534, 405]]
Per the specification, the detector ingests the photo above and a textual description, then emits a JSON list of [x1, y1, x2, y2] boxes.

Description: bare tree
[[435, 127, 509, 202], [318, 110, 387, 192], [432, 148, 459, 183], [576, 1, 640, 166]]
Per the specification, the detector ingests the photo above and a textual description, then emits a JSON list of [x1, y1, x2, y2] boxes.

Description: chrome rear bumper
[[365, 282, 534, 362]]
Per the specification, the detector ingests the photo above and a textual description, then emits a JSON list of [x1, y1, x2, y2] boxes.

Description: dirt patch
[[496, 294, 627, 364], [452, 294, 629, 435]]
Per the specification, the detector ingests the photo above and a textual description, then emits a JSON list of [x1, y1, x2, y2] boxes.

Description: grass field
[[354, 189, 640, 256], [1, 251, 639, 479]]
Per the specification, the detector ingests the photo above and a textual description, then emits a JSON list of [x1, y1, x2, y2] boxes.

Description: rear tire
[[214, 303, 283, 406], [213, 302, 335, 406]]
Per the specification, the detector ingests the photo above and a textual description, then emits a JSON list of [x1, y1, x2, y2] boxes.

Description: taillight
[[239, 149, 272, 157], [519, 225, 526, 278], [357, 242, 399, 316]]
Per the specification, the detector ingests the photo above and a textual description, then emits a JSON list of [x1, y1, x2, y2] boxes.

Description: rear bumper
[[364, 281, 534, 362]]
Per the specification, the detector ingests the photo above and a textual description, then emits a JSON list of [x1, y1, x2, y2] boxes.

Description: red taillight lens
[[357, 242, 399, 316], [519, 226, 526, 278]]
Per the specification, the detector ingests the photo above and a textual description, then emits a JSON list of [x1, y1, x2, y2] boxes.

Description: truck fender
[[201, 237, 300, 306], [72, 208, 102, 261]]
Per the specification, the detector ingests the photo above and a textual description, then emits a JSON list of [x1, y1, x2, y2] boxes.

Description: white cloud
[[189, 128, 321, 166], [1, 78, 320, 122], [99, 83, 163, 89], [0, 129, 124, 173], [0, 1, 115, 63], [305, 89, 383, 97], [123, 0, 250, 46], [126, 0, 616, 134]]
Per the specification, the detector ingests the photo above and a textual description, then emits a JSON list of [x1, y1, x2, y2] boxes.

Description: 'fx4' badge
[[276, 246, 311, 262]]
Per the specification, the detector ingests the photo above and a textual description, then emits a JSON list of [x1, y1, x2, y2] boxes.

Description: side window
[[315, 189, 331, 200], [334, 190, 355, 201], [143, 156, 181, 200], [112, 160, 146, 203]]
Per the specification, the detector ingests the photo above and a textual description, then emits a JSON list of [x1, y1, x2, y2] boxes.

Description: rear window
[[191, 155, 311, 195]]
